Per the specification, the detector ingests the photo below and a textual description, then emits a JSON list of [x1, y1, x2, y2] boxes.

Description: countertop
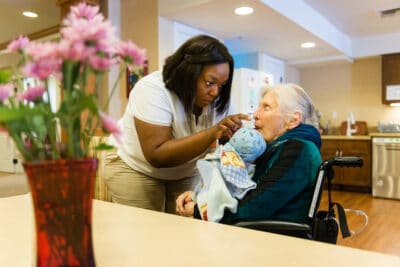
[[1, 194, 400, 267], [322, 135, 371, 140], [368, 132, 400, 137], [322, 133, 400, 140]]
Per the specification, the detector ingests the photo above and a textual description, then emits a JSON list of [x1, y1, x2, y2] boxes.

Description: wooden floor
[[319, 190, 400, 256]]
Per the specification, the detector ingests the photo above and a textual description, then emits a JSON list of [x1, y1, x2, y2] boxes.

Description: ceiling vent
[[379, 7, 400, 18]]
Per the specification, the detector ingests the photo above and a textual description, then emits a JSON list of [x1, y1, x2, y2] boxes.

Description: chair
[[234, 156, 363, 241], [89, 136, 112, 201]]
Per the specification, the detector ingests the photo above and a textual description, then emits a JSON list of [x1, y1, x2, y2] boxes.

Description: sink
[[340, 121, 368, 135]]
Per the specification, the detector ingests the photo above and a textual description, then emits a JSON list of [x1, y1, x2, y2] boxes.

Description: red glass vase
[[23, 158, 98, 267]]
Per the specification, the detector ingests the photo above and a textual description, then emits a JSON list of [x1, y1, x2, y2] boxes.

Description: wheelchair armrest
[[234, 220, 312, 238], [325, 157, 363, 168]]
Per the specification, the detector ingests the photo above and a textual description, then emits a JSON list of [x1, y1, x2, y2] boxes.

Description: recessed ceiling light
[[22, 11, 39, 18], [301, 42, 316, 48], [234, 6, 254, 16]]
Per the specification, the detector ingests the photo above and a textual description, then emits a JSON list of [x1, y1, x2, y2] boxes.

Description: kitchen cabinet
[[382, 53, 400, 105], [320, 139, 371, 192]]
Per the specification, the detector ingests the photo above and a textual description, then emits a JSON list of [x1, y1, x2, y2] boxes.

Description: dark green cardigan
[[194, 124, 322, 224]]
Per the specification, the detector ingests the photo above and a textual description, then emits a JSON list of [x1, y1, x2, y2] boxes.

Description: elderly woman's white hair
[[260, 83, 319, 129]]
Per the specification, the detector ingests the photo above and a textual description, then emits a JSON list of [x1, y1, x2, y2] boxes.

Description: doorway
[[0, 132, 23, 173]]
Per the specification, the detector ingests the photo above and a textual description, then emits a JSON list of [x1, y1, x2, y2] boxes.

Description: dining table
[[0, 194, 399, 267]]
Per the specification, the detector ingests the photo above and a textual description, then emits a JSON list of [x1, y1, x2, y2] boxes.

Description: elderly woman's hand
[[176, 190, 195, 217], [215, 114, 250, 139]]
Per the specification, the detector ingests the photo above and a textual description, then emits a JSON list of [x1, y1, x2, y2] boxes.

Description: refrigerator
[[230, 68, 273, 115]]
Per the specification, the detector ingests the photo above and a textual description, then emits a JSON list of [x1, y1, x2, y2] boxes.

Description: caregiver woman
[[104, 35, 248, 213]]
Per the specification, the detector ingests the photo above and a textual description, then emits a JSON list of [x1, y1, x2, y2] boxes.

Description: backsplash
[[322, 126, 378, 136]]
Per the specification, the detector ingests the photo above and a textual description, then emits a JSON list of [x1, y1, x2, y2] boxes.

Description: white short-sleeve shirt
[[112, 71, 235, 180]]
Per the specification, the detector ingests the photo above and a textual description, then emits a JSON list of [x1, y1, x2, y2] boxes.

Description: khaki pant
[[103, 151, 197, 214]]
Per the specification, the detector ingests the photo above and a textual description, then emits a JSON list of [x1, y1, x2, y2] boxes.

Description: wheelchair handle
[[322, 157, 363, 169]]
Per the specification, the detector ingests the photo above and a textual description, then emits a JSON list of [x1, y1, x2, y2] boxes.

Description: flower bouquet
[[0, 3, 145, 266], [0, 3, 145, 161]]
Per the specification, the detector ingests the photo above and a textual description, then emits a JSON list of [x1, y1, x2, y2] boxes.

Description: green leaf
[[31, 115, 48, 139], [0, 107, 29, 122], [94, 142, 114, 151], [80, 94, 99, 113], [0, 70, 11, 83], [62, 61, 81, 92]]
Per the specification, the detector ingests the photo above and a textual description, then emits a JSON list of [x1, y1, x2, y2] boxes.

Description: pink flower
[[22, 42, 62, 80], [117, 41, 147, 70], [7, 35, 29, 52], [58, 40, 95, 61], [18, 84, 46, 102], [25, 42, 60, 62], [66, 2, 100, 21], [100, 112, 122, 143], [61, 15, 117, 56], [88, 55, 116, 71], [0, 125, 9, 133], [0, 84, 13, 101], [21, 60, 62, 81], [23, 137, 32, 151]]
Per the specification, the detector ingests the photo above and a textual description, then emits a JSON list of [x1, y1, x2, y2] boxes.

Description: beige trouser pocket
[[104, 152, 197, 213]]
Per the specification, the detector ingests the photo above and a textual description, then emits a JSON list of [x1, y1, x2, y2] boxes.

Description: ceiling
[[1, 0, 400, 68], [0, 0, 59, 44]]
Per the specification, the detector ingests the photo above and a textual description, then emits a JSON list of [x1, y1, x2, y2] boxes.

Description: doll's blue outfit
[[193, 128, 266, 222]]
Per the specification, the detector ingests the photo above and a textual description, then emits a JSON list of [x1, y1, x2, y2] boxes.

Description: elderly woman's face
[[254, 91, 287, 142]]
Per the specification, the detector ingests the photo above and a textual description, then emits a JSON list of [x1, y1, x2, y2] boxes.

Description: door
[[340, 140, 371, 187], [0, 132, 23, 173], [0, 132, 15, 172], [321, 139, 371, 188], [231, 68, 261, 115], [320, 139, 343, 184]]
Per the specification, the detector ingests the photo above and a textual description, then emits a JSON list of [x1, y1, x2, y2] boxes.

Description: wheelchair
[[234, 156, 363, 243]]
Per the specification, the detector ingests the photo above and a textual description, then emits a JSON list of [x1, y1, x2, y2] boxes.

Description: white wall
[[285, 65, 300, 84], [258, 53, 285, 84], [158, 17, 175, 70], [106, 0, 122, 120], [158, 16, 214, 70], [230, 52, 289, 85]]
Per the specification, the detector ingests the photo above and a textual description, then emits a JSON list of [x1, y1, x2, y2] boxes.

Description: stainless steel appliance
[[372, 137, 400, 199]]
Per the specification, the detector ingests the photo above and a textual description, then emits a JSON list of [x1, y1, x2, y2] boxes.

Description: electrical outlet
[[332, 111, 337, 119]]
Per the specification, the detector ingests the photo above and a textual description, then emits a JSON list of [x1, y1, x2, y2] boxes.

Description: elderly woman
[[176, 83, 322, 224]]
